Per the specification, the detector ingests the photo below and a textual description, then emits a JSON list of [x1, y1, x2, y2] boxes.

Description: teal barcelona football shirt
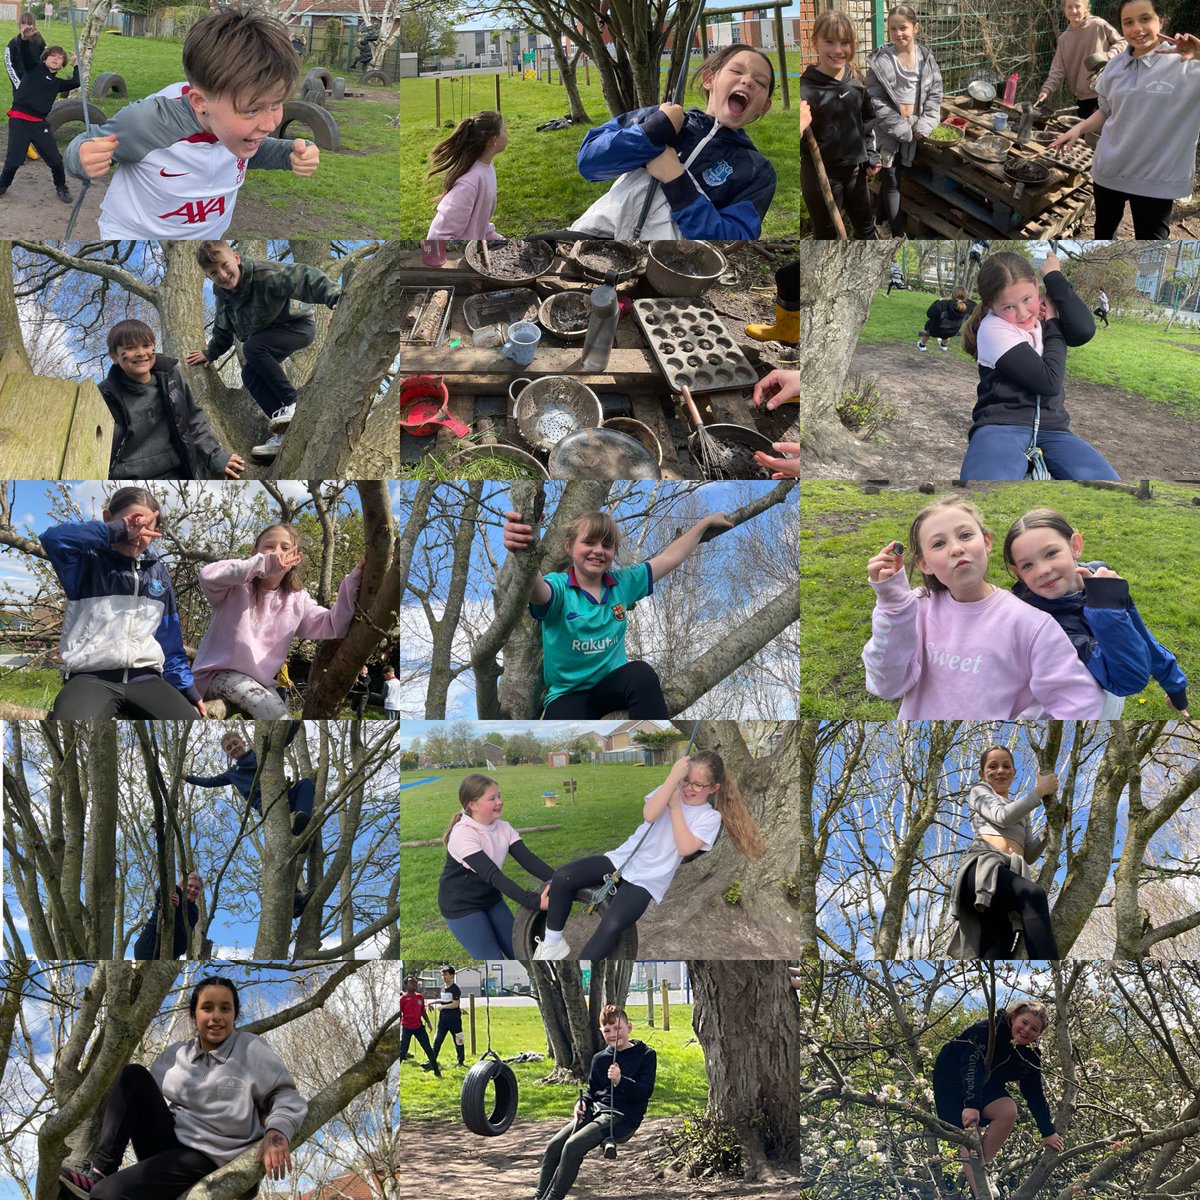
[[530, 562, 653, 707]]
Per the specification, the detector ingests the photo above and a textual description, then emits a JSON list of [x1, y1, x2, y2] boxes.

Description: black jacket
[[4, 35, 43, 92], [437, 839, 555, 920], [10, 60, 77, 120], [100, 354, 230, 480], [925, 297, 976, 339], [581, 1041, 657, 1140], [801, 65, 875, 168], [970, 270, 1095, 436], [132, 885, 200, 960]]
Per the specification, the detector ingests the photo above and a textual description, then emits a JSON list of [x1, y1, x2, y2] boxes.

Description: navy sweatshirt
[[10, 61, 78, 121], [581, 1040, 657, 1140], [801, 65, 875, 169]]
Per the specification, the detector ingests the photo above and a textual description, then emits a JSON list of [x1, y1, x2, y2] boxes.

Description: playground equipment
[[89, 71, 127, 99], [280, 68, 346, 151], [48, 97, 108, 141], [0, 350, 112, 478], [461, 966, 520, 1137]]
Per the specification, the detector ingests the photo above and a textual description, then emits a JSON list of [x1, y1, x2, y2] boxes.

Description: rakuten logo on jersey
[[157, 196, 226, 224]]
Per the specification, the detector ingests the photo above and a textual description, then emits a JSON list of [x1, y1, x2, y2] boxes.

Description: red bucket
[[399, 376, 468, 438]]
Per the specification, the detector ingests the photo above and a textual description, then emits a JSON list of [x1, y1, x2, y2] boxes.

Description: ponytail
[[443, 773, 497, 844], [427, 110, 504, 198]]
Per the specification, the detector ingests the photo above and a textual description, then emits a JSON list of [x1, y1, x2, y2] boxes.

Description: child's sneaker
[[267, 404, 296, 432], [938, 339, 948, 351], [251, 433, 283, 460], [291, 810, 311, 836], [532, 936, 571, 961], [0, 188, 7, 198], [56, 185, 72, 203], [916, 341, 928, 353], [59, 1164, 104, 1197]]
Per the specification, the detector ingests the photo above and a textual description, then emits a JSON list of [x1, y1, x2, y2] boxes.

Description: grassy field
[[861, 286, 1200, 414], [800, 481, 1199, 718], [40, 22, 398, 236], [398, 69, 799, 238], [0, 668, 60, 712], [400, 1001, 707, 1119], [401, 764, 663, 960]]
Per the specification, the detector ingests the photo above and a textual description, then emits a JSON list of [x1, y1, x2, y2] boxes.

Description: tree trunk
[[689, 960, 810, 1180], [78, 0, 115, 88], [530, 960, 632, 1077], [253, 731, 300, 959], [0, 247, 30, 369]]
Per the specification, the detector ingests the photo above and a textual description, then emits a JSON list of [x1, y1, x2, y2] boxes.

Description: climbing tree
[[2, 722, 400, 964], [529, 959, 635, 1079]]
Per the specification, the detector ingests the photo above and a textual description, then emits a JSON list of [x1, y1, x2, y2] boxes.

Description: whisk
[[681, 385, 734, 478]]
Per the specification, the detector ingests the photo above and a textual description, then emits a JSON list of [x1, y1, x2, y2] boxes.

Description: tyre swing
[[461, 964, 519, 1137]]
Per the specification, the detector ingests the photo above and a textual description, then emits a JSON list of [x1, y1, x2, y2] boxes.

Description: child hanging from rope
[[1004, 507, 1188, 718], [430, 965, 465, 1068], [399, 975, 441, 1078], [535, 1005, 657, 1200], [425, 110, 507, 240], [532, 751, 764, 961], [571, 44, 777, 239], [189, 523, 362, 718], [0, 43, 76, 203], [503, 508, 732, 719]]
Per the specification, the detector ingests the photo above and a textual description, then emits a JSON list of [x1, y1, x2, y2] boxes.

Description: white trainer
[[251, 433, 284, 460], [532, 937, 571, 961], [268, 404, 296, 432]]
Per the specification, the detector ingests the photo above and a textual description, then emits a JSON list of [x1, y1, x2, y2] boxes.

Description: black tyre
[[461, 1054, 518, 1137], [302, 66, 333, 93], [332, 76, 346, 101], [361, 69, 388, 85], [90, 71, 127, 99], [48, 98, 109, 143], [301, 79, 327, 108], [513, 897, 638, 962], [275, 100, 341, 152]]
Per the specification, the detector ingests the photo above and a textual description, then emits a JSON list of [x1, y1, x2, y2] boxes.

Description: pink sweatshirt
[[862, 571, 1106, 719], [192, 556, 362, 694], [426, 160, 499, 240]]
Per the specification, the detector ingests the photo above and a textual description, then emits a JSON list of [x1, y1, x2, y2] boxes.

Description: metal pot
[[508, 376, 603, 452], [966, 78, 997, 109], [645, 241, 728, 297], [1003, 155, 1051, 200]]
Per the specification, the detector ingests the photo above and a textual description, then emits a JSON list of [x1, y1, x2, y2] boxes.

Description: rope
[[64, 3, 95, 240]]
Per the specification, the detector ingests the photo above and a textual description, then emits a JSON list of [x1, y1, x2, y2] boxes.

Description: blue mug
[[502, 321, 542, 367]]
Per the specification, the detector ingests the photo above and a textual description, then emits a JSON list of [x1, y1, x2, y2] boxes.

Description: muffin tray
[[632, 300, 758, 394]]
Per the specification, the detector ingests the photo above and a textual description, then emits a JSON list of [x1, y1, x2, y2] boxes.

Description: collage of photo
[[0, 0, 1196, 1197]]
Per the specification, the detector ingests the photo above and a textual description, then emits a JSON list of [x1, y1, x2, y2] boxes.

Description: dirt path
[[801, 339, 1200, 481], [399, 1118, 800, 1198]]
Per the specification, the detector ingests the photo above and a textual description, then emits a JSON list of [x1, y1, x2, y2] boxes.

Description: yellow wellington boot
[[745, 303, 799, 344]]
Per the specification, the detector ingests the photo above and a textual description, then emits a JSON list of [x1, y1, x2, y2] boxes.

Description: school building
[[1136, 242, 1200, 316]]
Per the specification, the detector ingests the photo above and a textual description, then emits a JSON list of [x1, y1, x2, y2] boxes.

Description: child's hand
[[607, 1062, 622, 1084], [195, 698, 208, 718], [573, 1099, 587, 1119], [1035, 771, 1059, 797], [256, 1129, 293, 1181], [224, 454, 245, 479], [1042, 293, 1058, 321], [539, 884, 550, 911], [69, 52, 78, 66], [659, 102, 685, 133], [700, 513, 733, 534], [169, 890, 181, 909], [1157, 32, 1200, 60], [868, 542, 905, 584], [185, 351, 210, 366], [1076, 564, 1122, 583], [1047, 127, 1081, 154], [866, 163, 882, 176], [1035, 91, 1049, 106], [124, 511, 161, 543], [753, 368, 801, 410], [1166, 697, 1192, 719], [264, 547, 304, 575], [799, 99, 812, 136], [289, 138, 320, 176], [503, 509, 535, 552], [754, 443, 801, 479], [646, 147, 683, 182], [79, 134, 118, 178], [1040, 254, 1061, 276]]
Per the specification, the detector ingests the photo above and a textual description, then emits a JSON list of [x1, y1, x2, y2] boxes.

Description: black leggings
[[775, 260, 799, 308], [0, 115, 66, 189], [545, 855, 653, 961], [876, 162, 906, 237], [801, 156, 875, 239], [89, 1065, 217, 1200], [49, 674, 200, 720], [1093, 181, 1173, 240], [543, 660, 666, 720], [963, 862, 1060, 960]]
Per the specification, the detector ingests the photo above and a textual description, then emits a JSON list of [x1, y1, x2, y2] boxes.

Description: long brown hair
[[252, 524, 303, 596], [443, 773, 498, 844], [951, 285, 969, 313], [907, 496, 991, 595], [962, 252, 1039, 358], [810, 10, 866, 79], [1002, 508, 1076, 575], [690, 750, 765, 860], [427, 110, 504, 197]]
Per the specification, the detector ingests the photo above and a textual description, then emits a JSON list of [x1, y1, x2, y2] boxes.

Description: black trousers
[[802, 156, 875, 239], [545, 854, 653, 961], [241, 314, 316, 417], [399, 1025, 439, 1067], [89, 1065, 218, 1200], [542, 660, 667, 720], [963, 861, 1060, 960], [1077, 97, 1099, 119], [49, 674, 200, 720], [1093, 307, 1110, 327], [1093, 181, 1173, 240], [775, 260, 800, 308], [432, 1017, 464, 1064], [876, 162, 906, 237], [0, 116, 66, 189]]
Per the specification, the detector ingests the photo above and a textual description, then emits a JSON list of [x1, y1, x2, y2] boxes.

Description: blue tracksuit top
[[40, 518, 199, 703], [1013, 561, 1188, 709], [185, 721, 302, 805], [577, 106, 776, 240]]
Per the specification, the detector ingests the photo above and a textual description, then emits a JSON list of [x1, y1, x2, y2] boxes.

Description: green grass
[[401, 764, 659, 960], [0, 668, 60, 712], [398, 70, 798, 238], [800, 481, 1199, 718], [861, 286, 1200, 413], [400, 1000, 707, 1120], [43, 21, 398, 236]]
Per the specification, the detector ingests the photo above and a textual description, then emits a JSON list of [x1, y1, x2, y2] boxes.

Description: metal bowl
[[601, 416, 663, 465], [508, 376, 602, 452], [568, 240, 647, 283], [538, 291, 592, 342], [444, 443, 550, 480], [464, 239, 556, 284], [548, 427, 661, 479], [645, 241, 728, 297]]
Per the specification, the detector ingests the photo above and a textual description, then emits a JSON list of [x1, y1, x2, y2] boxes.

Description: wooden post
[[495, 71, 501, 112], [661, 980, 670, 1031], [773, 5, 790, 110], [435, 76, 441, 127], [585, 57, 589, 86], [646, 980, 655, 1027], [469, 993, 477, 1054]]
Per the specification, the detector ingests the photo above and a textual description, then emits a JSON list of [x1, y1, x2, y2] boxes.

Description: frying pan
[[547, 427, 661, 480], [1003, 156, 1051, 200], [680, 386, 773, 480]]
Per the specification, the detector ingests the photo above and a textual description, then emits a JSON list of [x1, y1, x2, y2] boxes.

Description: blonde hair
[[811, 10, 864, 77], [907, 497, 992, 595], [443, 774, 498, 844], [690, 750, 766, 860], [1006, 999, 1050, 1032], [556, 511, 622, 570]]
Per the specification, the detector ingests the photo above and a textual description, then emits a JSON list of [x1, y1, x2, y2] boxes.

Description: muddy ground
[[399, 1117, 802, 1198], [801, 338, 1200, 482]]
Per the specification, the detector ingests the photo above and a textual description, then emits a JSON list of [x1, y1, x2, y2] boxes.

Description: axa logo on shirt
[[157, 196, 226, 224], [925, 643, 984, 673], [572, 635, 617, 655]]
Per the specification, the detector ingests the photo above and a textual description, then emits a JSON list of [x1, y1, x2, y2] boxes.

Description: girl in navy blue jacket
[[1004, 508, 1189, 718], [573, 43, 776, 240], [40, 486, 204, 720]]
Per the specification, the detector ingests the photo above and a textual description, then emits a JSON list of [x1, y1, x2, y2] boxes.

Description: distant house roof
[[610, 720, 665, 736], [297, 1170, 399, 1200]]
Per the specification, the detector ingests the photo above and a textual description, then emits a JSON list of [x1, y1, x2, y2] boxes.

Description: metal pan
[[548, 427, 661, 480], [1003, 155, 1051, 200], [681, 386, 773, 480]]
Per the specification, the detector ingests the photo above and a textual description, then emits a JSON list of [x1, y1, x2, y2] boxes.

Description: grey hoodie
[[151, 1030, 307, 1166], [867, 43, 944, 168]]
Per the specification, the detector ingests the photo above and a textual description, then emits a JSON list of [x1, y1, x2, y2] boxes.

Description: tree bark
[[0, 245, 30, 369]]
